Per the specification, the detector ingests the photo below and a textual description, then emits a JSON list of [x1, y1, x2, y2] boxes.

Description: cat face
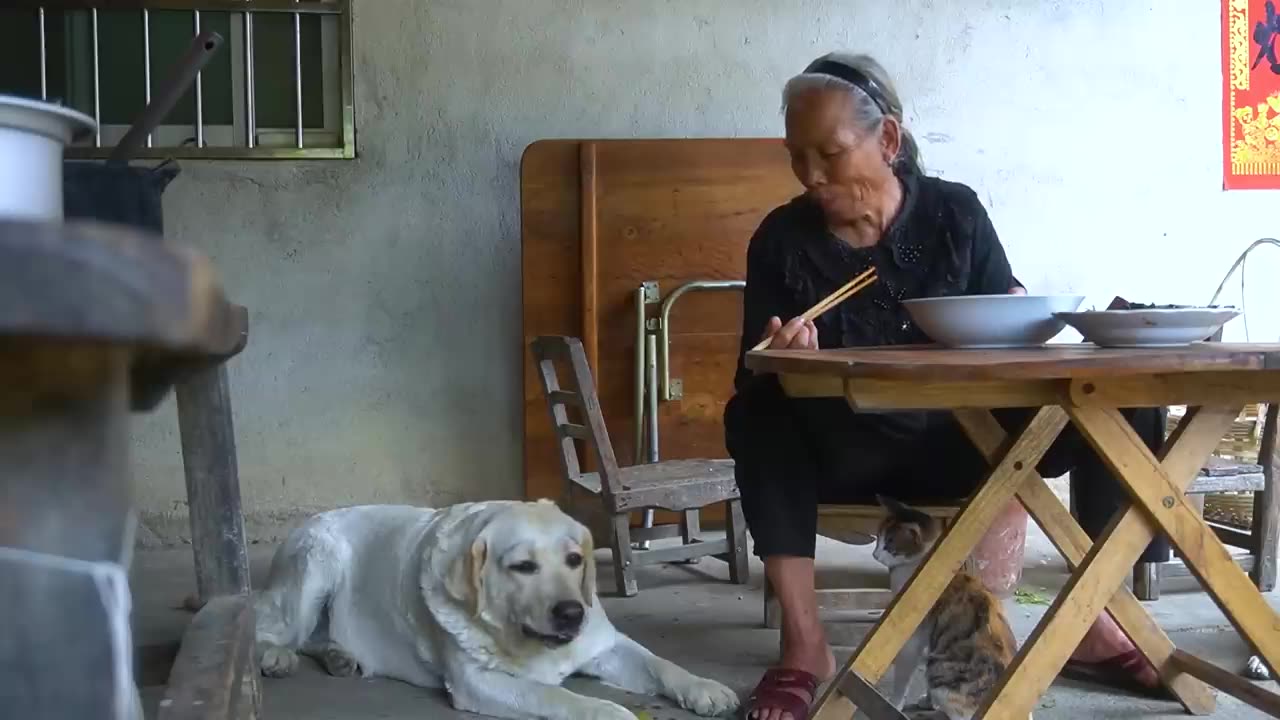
[[872, 495, 942, 569]]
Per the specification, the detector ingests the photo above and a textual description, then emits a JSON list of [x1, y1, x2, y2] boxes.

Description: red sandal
[[744, 668, 819, 719]]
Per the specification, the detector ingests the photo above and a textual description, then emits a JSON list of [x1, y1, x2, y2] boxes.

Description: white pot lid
[[0, 94, 96, 144]]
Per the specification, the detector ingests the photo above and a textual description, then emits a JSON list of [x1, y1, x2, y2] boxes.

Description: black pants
[[724, 376, 1171, 564]]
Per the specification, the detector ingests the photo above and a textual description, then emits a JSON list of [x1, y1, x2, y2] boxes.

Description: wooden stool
[[762, 504, 960, 628], [0, 220, 253, 719], [530, 335, 749, 597]]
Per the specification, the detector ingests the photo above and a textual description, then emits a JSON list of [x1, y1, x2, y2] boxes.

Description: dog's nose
[[551, 600, 585, 630]]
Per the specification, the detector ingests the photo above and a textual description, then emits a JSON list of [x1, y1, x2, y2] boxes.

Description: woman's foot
[[1063, 613, 1162, 694], [752, 556, 835, 720], [746, 636, 836, 720]]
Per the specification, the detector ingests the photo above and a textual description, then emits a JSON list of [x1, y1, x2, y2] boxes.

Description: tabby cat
[[871, 496, 1029, 720]]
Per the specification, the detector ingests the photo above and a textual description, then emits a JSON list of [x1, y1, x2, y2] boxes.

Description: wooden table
[[745, 345, 1280, 719]]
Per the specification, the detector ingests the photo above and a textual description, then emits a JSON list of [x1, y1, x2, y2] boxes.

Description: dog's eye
[[509, 561, 539, 574], [565, 552, 583, 568]]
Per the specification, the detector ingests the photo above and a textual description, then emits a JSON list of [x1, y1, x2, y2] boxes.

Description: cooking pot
[[0, 95, 96, 221]]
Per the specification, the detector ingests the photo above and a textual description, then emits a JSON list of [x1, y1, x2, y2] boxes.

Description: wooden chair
[[530, 335, 750, 597], [1133, 403, 1278, 600], [763, 504, 961, 628]]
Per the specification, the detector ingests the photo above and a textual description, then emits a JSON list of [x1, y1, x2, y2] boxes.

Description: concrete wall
[[134, 0, 1280, 543]]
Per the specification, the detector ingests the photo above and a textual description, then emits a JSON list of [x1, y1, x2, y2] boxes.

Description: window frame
[[12, 0, 355, 160]]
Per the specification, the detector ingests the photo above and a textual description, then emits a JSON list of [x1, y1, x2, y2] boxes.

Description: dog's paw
[[320, 646, 360, 678], [1246, 655, 1272, 681], [258, 643, 299, 678], [673, 676, 740, 717]]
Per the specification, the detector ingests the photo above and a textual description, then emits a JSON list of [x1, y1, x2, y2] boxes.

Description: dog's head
[[444, 499, 596, 649]]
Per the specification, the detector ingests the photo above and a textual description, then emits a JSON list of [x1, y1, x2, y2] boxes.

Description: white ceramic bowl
[[0, 94, 96, 221], [902, 294, 1086, 348], [1055, 308, 1241, 348]]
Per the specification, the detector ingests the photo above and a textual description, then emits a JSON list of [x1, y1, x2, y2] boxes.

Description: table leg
[[974, 405, 1238, 719], [1070, 405, 1280, 690], [176, 363, 251, 599], [811, 407, 1068, 719], [953, 409, 1216, 715]]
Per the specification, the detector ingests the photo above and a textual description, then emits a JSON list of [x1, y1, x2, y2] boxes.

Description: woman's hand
[[762, 316, 819, 350], [1008, 285, 1027, 295]]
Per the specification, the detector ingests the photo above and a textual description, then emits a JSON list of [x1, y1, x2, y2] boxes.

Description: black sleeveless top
[[733, 169, 1019, 393]]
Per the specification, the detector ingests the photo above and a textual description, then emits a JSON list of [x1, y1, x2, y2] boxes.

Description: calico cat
[[871, 496, 1028, 720]]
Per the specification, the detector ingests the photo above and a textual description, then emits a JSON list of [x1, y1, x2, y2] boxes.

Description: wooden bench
[[763, 504, 961, 628]]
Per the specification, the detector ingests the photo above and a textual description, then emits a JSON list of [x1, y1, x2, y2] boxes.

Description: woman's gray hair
[[782, 52, 921, 175]]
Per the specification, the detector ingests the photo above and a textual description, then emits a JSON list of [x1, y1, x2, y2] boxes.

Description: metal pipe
[[658, 280, 745, 399], [244, 10, 256, 148], [38, 7, 47, 100], [637, 333, 660, 548], [194, 10, 204, 147], [109, 30, 224, 164], [633, 286, 647, 466], [293, 1, 304, 148], [91, 8, 101, 146], [142, 9, 153, 148]]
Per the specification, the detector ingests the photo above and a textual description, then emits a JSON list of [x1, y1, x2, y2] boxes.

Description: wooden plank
[[579, 142, 599, 375], [845, 378, 1063, 410], [1188, 472, 1266, 493], [835, 671, 908, 720], [1161, 555, 1255, 579], [176, 365, 251, 600], [1069, 373, 1280, 408], [812, 406, 1068, 719], [1253, 404, 1280, 592], [521, 139, 799, 517], [747, 345, 1280, 383], [1069, 405, 1280, 688], [1170, 650, 1280, 717], [630, 537, 730, 565], [953, 408, 1216, 714], [158, 595, 256, 720]]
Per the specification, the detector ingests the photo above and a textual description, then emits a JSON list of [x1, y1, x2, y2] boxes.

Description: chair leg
[[725, 499, 750, 585], [1133, 562, 1160, 601], [763, 577, 781, 629], [610, 514, 638, 597], [1252, 406, 1279, 592], [1252, 485, 1279, 592], [676, 509, 701, 565]]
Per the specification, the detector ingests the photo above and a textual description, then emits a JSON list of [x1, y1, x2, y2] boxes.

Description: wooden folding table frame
[[744, 345, 1280, 720]]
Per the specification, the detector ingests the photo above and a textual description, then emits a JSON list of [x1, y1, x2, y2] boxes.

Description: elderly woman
[[727, 53, 1170, 720]]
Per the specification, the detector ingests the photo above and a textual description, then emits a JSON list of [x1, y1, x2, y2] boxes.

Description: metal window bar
[[18, 0, 355, 160], [193, 9, 203, 147], [142, 8, 152, 147], [91, 8, 101, 146], [38, 7, 47, 99], [294, 0, 303, 148], [243, 8, 255, 148]]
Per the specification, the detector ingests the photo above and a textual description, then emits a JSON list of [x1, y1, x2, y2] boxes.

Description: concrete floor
[[132, 516, 1280, 720]]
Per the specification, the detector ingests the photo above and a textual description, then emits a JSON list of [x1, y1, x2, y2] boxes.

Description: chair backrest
[[529, 336, 624, 498]]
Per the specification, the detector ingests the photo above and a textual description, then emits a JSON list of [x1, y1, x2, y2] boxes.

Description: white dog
[[252, 500, 740, 719]]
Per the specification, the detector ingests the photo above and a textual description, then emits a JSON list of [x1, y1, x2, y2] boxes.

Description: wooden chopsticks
[[751, 267, 878, 352]]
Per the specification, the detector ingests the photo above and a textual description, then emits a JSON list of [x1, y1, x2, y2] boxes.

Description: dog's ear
[[579, 529, 597, 607], [445, 535, 488, 617]]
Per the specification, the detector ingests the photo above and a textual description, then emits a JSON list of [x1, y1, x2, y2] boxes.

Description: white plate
[[901, 294, 1085, 349], [1054, 308, 1240, 348]]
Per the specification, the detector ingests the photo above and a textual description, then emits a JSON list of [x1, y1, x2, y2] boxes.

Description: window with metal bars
[[0, 0, 355, 159]]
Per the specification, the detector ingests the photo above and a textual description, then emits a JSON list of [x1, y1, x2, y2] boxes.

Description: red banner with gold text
[[1224, 0, 1280, 189]]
